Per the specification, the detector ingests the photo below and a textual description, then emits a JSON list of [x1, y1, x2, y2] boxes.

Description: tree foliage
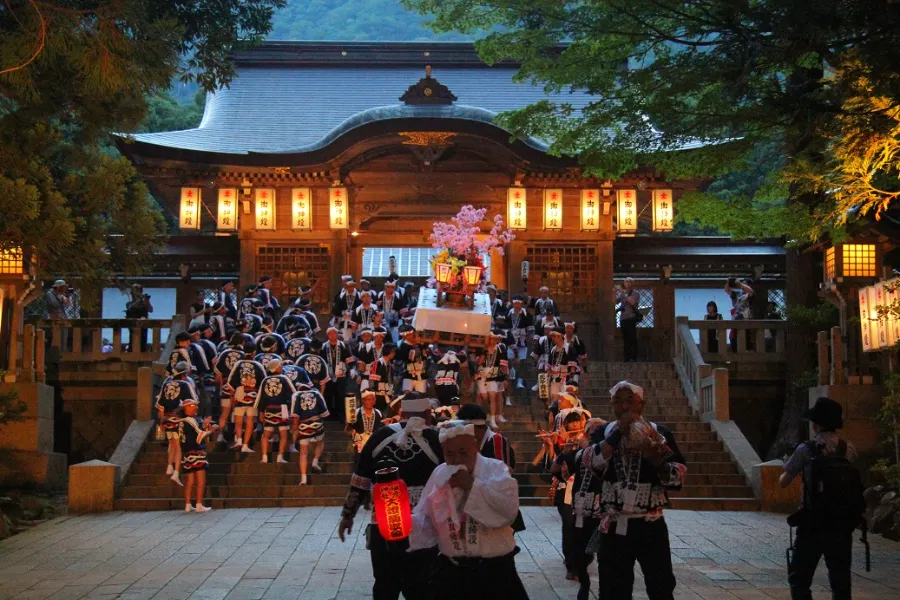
[[404, 0, 900, 241], [0, 0, 283, 296], [141, 90, 206, 134], [268, 0, 473, 42]]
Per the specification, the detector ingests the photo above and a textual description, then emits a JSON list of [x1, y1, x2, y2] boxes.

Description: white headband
[[438, 421, 476, 443], [361, 390, 376, 398], [609, 380, 644, 399]]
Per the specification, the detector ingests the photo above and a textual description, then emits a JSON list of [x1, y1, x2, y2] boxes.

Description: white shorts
[[233, 406, 258, 418], [298, 433, 324, 445], [166, 431, 179, 440], [220, 395, 232, 408], [477, 380, 503, 394], [402, 379, 427, 393]]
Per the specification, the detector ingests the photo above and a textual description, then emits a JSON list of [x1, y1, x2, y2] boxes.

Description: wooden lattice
[[525, 245, 597, 312], [256, 246, 331, 309]]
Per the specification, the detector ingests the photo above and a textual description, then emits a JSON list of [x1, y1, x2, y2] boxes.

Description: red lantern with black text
[[372, 467, 412, 542]]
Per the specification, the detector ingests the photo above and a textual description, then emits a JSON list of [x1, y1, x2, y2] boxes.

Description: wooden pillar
[[489, 247, 508, 291], [817, 331, 829, 386], [506, 241, 527, 298], [597, 239, 615, 360], [654, 281, 676, 359], [331, 231, 349, 302], [349, 238, 364, 281]]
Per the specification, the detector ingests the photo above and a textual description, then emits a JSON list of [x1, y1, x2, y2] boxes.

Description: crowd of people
[[148, 272, 861, 600]]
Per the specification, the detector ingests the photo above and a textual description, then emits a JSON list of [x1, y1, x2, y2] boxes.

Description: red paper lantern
[[372, 467, 413, 542]]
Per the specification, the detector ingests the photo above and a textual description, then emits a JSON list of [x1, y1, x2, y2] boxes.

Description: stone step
[[60, 386, 136, 401], [668, 498, 759, 511], [114, 497, 345, 510], [120, 484, 349, 499]]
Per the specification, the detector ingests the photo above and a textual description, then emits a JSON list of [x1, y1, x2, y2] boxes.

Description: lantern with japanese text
[[617, 189, 637, 234], [435, 262, 452, 284], [652, 189, 674, 232], [292, 187, 312, 231], [255, 188, 276, 231], [544, 189, 563, 230], [329, 187, 348, 229], [217, 188, 238, 231], [507, 188, 527, 230], [462, 264, 482, 287], [372, 467, 413, 543], [581, 189, 601, 231], [179, 187, 201, 230]]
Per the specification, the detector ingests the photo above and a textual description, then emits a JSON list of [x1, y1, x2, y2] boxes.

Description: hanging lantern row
[[506, 188, 675, 233], [179, 186, 349, 231]]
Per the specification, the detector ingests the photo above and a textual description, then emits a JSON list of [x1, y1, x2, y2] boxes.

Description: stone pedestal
[[808, 384, 882, 454], [753, 459, 801, 513], [68, 460, 119, 513], [0, 381, 67, 488]]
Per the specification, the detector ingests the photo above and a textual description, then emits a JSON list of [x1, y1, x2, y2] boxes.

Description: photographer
[[724, 276, 754, 352], [125, 283, 154, 351], [615, 278, 641, 362], [45, 279, 74, 351]]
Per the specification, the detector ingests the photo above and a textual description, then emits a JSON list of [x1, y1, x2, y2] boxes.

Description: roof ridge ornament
[[400, 63, 457, 105]]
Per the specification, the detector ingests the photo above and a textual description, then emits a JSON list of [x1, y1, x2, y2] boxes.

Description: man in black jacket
[[558, 380, 686, 600]]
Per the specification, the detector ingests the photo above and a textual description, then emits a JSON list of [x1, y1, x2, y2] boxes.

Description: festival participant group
[[155, 275, 688, 600]]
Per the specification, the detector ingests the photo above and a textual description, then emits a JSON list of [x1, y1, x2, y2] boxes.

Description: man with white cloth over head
[[410, 421, 529, 600]]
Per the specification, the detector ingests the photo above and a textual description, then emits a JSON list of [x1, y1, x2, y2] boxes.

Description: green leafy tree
[[268, 0, 473, 41], [141, 90, 206, 134], [404, 0, 900, 454], [1, 0, 284, 298]]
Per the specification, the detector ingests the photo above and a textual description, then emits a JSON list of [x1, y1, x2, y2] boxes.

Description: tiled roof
[[129, 63, 595, 154], [126, 42, 716, 157]]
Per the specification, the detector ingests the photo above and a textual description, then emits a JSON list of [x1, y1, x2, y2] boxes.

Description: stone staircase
[[114, 361, 758, 511]]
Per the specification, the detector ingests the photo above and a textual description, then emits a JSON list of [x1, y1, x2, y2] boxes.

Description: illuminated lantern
[[179, 187, 201, 230], [616, 189, 637, 234], [372, 467, 413, 542], [507, 188, 527, 230], [652, 189, 674, 232], [255, 188, 276, 231], [217, 188, 238, 231], [543, 189, 563, 231], [329, 187, 348, 229], [824, 243, 877, 282], [435, 262, 452, 284], [581, 189, 600, 231], [462, 265, 482, 287], [292, 187, 312, 231]]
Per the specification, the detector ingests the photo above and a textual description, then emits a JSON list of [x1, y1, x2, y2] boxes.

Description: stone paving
[[0, 508, 897, 600]]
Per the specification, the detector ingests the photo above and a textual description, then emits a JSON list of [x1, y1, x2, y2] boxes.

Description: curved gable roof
[[129, 58, 595, 156]]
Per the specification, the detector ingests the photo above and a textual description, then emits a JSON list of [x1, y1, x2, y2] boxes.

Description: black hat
[[259, 275, 272, 284], [175, 331, 191, 343], [298, 285, 313, 296], [457, 403, 487, 421], [804, 397, 844, 430]]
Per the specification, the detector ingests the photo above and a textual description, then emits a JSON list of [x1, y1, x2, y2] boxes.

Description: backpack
[[802, 440, 865, 526]]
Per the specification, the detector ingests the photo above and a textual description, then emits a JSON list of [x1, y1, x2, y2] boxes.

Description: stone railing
[[26, 317, 182, 364], [673, 316, 729, 420], [686, 318, 787, 363], [14, 324, 46, 383]]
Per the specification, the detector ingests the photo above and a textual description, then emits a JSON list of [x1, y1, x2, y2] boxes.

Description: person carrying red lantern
[[410, 420, 528, 600], [337, 393, 443, 600]]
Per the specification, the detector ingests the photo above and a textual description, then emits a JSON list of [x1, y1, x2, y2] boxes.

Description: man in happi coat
[[338, 394, 443, 600], [410, 421, 528, 600], [571, 381, 686, 600]]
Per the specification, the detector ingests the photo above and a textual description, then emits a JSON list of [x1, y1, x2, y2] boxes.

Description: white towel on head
[[609, 380, 644, 399]]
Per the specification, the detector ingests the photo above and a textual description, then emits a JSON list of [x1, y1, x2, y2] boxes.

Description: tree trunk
[[766, 246, 820, 459]]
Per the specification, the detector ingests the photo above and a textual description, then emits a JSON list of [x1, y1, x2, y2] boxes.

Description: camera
[[66, 286, 75, 294], [143, 294, 151, 300]]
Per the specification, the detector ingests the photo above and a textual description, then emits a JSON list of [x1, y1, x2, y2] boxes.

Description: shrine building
[[117, 41, 786, 360]]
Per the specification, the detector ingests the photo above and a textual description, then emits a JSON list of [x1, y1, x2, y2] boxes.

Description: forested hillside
[[267, 0, 471, 41]]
